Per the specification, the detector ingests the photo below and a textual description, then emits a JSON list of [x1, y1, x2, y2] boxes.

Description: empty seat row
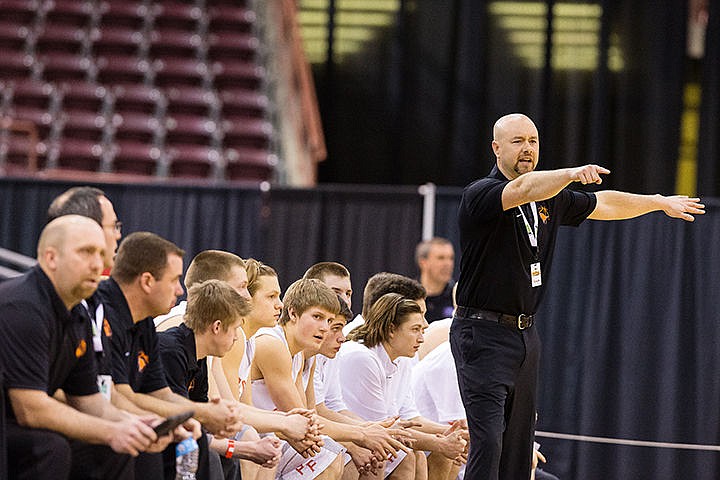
[[0, 0, 273, 183], [0, 79, 273, 179], [0, 80, 272, 149], [1, 125, 276, 181], [0, 0, 255, 28], [0, 51, 265, 93], [0, 22, 258, 64]]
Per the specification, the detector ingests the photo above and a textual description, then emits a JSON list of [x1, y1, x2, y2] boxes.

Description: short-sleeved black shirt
[[424, 281, 455, 323], [97, 278, 168, 394], [456, 165, 597, 315], [158, 323, 209, 403], [0, 266, 98, 418]]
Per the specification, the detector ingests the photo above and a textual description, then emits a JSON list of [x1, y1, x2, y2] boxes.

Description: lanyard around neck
[[517, 202, 539, 248]]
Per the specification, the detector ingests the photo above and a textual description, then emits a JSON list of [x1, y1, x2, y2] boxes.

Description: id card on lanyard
[[83, 301, 113, 401], [518, 202, 542, 287]]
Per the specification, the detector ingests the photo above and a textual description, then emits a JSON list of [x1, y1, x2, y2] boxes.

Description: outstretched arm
[[588, 191, 705, 221], [502, 164, 610, 210]]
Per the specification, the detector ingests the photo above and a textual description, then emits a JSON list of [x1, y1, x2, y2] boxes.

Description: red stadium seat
[[166, 86, 219, 118], [221, 118, 272, 150], [112, 112, 164, 145], [219, 89, 268, 120], [165, 114, 219, 147], [0, 128, 48, 172], [208, 5, 255, 34], [97, 1, 149, 31], [96, 55, 151, 86], [207, 32, 258, 62], [212, 62, 264, 92], [56, 111, 108, 144], [0, 52, 37, 82], [47, 138, 104, 172], [90, 26, 146, 58], [153, 58, 210, 89], [35, 24, 88, 55], [167, 144, 220, 178], [152, 2, 203, 33], [112, 84, 165, 116], [6, 80, 59, 140], [59, 82, 109, 115], [110, 140, 162, 176], [0, 22, 31, 53], [224, 147, 276, 182], [39, 53, 94, 83], [148, 30, 202, 61], [44, 0, 94, 28], [0, 0, 38, 26]]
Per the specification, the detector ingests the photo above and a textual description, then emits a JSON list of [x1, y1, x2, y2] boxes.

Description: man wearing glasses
[[48, 186, 122, 273]]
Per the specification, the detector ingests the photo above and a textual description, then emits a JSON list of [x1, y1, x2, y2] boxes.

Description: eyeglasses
[[103, 220, 122, 233]]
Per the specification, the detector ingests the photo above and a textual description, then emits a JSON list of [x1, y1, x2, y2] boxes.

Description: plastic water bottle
[[175, 437, 199, 480]]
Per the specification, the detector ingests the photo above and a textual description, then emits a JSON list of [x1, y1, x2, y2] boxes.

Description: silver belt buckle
[[517, 314, 532, 330]]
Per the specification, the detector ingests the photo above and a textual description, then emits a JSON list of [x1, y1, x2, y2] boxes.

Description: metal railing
[[0, 247, 36, 280]]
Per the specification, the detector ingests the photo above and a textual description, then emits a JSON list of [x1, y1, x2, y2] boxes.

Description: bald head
[[39, 215, 99, 258], [492, 113, 537, 141], [38, 215, 106, 308]]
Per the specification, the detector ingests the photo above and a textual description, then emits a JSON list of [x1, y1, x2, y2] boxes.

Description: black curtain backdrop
[[698, 0, 720, 196], [1, 178, 719, 478], [262, 185, 423, 313], [316, 0, 696, 195], [0, 178, 264, 269], [535, 198, 720, 479]]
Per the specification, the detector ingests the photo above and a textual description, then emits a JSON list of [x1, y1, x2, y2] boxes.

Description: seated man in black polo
[[97, 231, 245, 479], [0, 216, 161, 480], [159, 279, 282, 479]]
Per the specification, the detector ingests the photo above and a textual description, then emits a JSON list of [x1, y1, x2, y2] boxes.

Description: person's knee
[[316, 453, 344, 480], [43, 430, 72, 464], [40, 431, 72, 478], [8, 428, 71, 480]]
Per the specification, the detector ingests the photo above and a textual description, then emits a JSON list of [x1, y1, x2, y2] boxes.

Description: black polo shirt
[[424, 281, 455, 323], [0, 266, 98, 418], [158, 323, 209, 403], [456, 165, 597, 315], [97, 278, 168, 394]]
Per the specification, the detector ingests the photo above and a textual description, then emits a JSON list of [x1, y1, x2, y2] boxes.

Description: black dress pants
[[6, 420, 133, 480], [450, 314, 541, 480]]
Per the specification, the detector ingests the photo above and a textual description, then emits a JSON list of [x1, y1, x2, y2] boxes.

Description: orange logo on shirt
[[188, 378, 196, 392], [103, 318, 112, 338], [75, 339, 87, 358], [539, 205, 550, 224], [137, 351, 149, 372]]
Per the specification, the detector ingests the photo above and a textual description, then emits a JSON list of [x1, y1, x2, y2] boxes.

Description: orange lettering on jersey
[[539, 205, 550, 224], [103, 318, 112, 337], [137, 351, 149, 372], [75, 339, 87, 358]]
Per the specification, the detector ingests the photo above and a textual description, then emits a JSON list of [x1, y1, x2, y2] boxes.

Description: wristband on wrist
[[225, 439, 235, 459]]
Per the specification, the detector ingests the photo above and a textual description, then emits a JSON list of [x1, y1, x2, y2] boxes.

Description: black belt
[[455, 306, 534, 330]]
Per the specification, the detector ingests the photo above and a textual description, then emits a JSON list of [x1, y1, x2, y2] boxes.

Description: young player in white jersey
[[156, 252, 323, 480], [251, 279, 412, 480], [339, 291, 469, 480]]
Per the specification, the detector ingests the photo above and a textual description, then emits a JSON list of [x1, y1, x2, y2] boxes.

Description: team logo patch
[[137, 351, 149, 372], [103, 318, 112, 338], [539, 205, 550, 224], [75, 339, 87, 358]]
